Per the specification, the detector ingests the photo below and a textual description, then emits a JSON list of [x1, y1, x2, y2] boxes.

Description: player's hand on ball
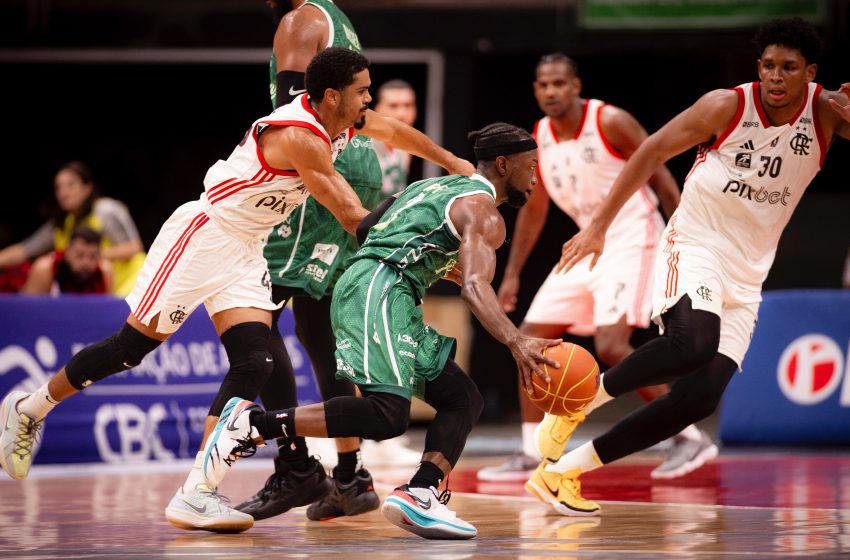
[[510, 336, 563, 395], [557, 226, 605, 273]]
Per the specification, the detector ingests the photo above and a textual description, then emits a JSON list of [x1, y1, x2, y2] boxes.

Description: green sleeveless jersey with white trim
[[354, 174, 497, 300], [265, 0, 383, 298]]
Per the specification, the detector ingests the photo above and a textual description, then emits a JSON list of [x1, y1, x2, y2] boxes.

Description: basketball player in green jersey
[[201, 122, 564, 539], [238, 1, 473, 522]]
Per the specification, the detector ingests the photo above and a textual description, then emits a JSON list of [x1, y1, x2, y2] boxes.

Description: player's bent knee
[[65, 323, 161, 390]]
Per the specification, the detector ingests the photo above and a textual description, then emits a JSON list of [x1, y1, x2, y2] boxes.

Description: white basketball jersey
[[200, 94, 353, 239], [674, 81, 825, 285], [534, 100, 660, 241]]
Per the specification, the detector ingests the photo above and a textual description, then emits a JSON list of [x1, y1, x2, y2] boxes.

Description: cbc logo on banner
[[777, 334, 849, 406]]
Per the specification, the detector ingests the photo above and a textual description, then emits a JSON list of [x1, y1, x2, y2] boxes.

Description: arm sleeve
[[20, 221, 55, 258], [356, 196, 397, 245], [275, 71, 307, 108], [94, 198, 141, 245]]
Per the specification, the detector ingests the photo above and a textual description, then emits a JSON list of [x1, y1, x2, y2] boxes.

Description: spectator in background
[[21, 226, 112, 295], [372, 80, 418, 195], [0, 161, 145, 297]]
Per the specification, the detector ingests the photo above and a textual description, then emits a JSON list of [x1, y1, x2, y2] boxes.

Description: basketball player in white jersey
[[0, 48, 473, 532], [373, 79, 418, 195], [480, 53, 715, 483], [527, 18, 850, 516]]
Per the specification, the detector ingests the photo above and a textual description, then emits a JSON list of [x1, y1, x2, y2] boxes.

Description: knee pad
[[425, 360, 484, 429], [324, 391, 410, 441], [65, 323, 161, 390], [209, 322, 273, 417]]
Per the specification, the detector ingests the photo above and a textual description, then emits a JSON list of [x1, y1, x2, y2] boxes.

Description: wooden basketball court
[[2, 450, 849, 559]]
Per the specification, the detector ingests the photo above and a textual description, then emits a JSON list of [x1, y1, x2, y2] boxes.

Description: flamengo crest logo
[[777, 334, 847, 405]]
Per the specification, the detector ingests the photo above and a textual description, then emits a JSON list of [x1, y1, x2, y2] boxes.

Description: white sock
[[583, 374, 613, 415], [675, 424, 702, 442], [182, 451, 207, 493], [545, 441, 602, 476], [18, 384, 59, 422], [521, 422, 540, 460]]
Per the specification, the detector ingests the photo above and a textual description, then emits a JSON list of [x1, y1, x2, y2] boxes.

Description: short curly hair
[[305, 47, 370, 101], [753, 17, 823, 65]]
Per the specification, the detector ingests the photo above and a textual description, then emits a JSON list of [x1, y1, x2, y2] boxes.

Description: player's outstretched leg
[[0, 391, 44, 480], [202, 397, 265, 489]]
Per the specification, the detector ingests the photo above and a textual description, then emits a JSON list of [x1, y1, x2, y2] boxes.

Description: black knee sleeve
[[324, 391, 410, 441], [208, 322, 273, 417], [293, 295, 356, 400], [422, 360, 484, 467], [65, 323, 161, 390]]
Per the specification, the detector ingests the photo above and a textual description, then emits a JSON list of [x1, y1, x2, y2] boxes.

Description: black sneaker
[[235, 456, 332, 520], [306, 468, 380, 521]]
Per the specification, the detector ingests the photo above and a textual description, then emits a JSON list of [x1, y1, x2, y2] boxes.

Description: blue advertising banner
[[720, 291, 850, 445], [0, 295, 321, 464]]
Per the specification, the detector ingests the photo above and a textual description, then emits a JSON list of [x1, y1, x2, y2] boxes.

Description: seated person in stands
[[21, 226, 112, 295], [0, 161, 144, 296]]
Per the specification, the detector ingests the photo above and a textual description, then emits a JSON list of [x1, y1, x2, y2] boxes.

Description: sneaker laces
[[227, 436, 258, 464], [14, 415, 42, 460], [256, 472, 284, 499]]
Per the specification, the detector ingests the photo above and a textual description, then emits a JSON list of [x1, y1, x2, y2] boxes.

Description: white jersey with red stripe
[[673, 81, 825, 286], [200, 94, 353, 240], [533, 99, 660, 241]]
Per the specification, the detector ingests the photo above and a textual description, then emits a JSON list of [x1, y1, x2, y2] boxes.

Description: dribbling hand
[[510, 336, 563, 395]]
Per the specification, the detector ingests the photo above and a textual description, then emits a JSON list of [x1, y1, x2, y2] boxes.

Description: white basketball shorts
[[651, 234, 760, 368], [126, 201, 277, 334]]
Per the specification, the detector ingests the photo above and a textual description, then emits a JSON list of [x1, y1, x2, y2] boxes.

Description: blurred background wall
[[1, 0, 848, 421]]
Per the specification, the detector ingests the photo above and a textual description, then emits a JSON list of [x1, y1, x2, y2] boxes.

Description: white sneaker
[[651, 430, 718, 479], [165, 483, 254, 533], [477, 453, 538, 481], [361, 436, 422, 467], [0, 391, 44, 480], [202, 397, 264, 488], [382, 484, 476, 540]]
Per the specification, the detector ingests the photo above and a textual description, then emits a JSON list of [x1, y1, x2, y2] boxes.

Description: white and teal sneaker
[[202, 397, 264, 489], [165, 483, 254, 533], [382, 484, 477, 540], [0, 391, 43, 480]]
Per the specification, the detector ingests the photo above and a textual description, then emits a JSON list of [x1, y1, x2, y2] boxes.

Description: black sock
[[334, 449, 361, 483], [408, 461, 443, 490], [275, 437, 309, 473], [251, 408, 295, 441]]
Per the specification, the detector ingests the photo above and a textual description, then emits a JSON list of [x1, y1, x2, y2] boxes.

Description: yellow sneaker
[[533, 412, 585, 463], [524, 462, 600, 516]]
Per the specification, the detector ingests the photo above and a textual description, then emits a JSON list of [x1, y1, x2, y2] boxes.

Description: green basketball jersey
[[354, 174, 497, 300], [265, 0, 383, 299]]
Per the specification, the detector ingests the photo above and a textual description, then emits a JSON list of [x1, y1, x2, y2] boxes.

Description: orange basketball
[[529, 342, 599, 416]]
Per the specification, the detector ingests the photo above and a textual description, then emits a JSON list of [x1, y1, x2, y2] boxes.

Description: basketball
[[529, 342, 600, 416]]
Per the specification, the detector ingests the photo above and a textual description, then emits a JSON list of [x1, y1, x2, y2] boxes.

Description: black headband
[[473, 138, 537, 161]]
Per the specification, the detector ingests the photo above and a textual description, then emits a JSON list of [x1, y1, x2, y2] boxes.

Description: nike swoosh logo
[[289, 86, 306, 96], [183, 500, 207, 514], [542, 475, 559, 499], [409, 492, 431, 509]]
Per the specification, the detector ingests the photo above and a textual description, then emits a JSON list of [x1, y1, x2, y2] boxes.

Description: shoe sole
[[650, 443, 719, 480], [476, 468, 536, 482], [524, 479, 601, 517], [381, 498, 476, 540], [0, 391, 30, 481], [165, 507, 253, 533]]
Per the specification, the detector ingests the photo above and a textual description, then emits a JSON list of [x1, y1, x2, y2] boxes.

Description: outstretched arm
[[358, 109, 474, 176], [559, 88, 739, 273], [261, 126, 368, 235], [451, 195, 561, 391]]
